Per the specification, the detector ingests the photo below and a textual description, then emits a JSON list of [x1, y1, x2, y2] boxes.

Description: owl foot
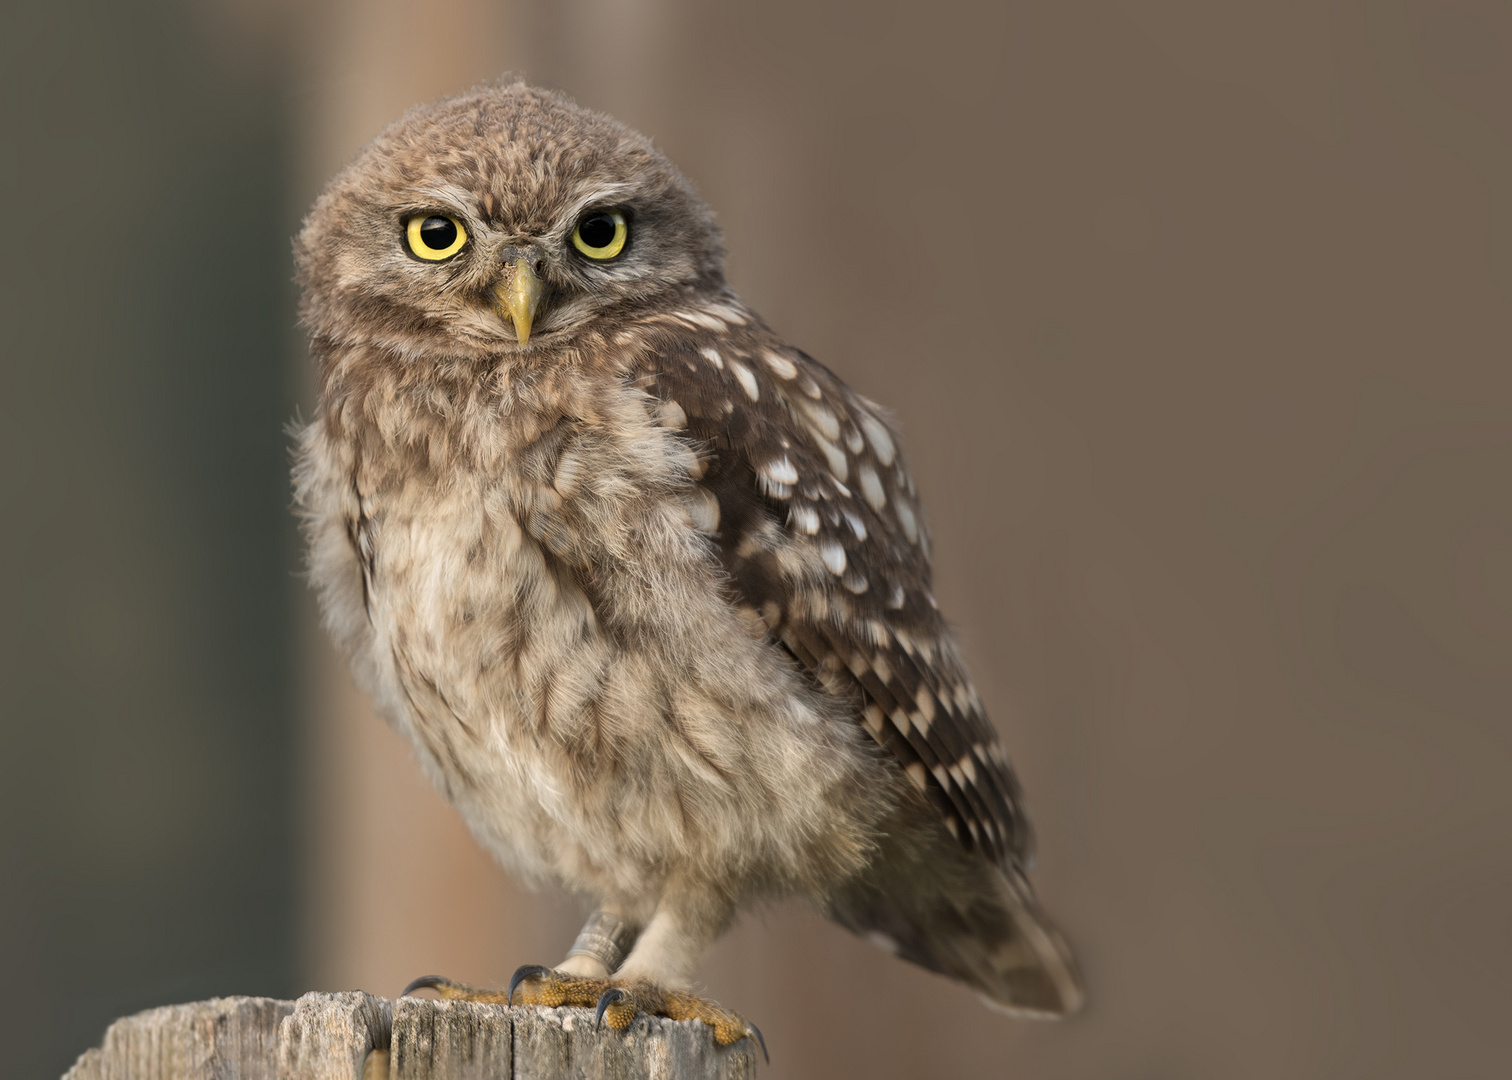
[[402, 968, 764, 1058], [501, 965, 770, 1058], [401, 974, 513, 1004]]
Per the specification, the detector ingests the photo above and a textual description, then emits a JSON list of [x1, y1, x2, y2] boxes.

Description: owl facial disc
[[495, 256, 544, 345]]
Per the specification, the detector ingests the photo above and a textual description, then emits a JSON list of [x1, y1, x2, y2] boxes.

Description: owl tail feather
[[824, 802, 1085, 1018]]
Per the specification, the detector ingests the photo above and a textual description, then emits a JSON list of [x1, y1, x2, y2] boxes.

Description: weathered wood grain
[[63, 997, 295, 1080], [63, 992, 758, 1079]]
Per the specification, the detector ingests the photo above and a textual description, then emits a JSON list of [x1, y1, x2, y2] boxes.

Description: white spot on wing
[[656, 399, 687, 429], [816, 436, 849, 482], [790, 504, 820, 534], [843, 568, 868, 594], [905, 761, 928, 792], [914, 686, 936, 729], [820, 539, 847, 576], [859, 412, 896, 465], [895, 499, 919, 543], [699, 347, 724, 369], [762, 456, 799, 485], [798, 400, 841, 441], [729, 360, 759, 401], [858, 464, 886, 511], [762, 348, 798, 379], [843, 509, 867, 540], [705, 302, 748, 325], [687, 486, 720, 533], [678, 446, 707, 479], [679, 309, 726, 331], [843, 425, 865, 454]]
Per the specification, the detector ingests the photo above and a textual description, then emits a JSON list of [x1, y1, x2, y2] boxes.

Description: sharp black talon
[[594, 987, 629, 1030], [748, 1022, 769, 1064], [401, 975, 449, 997], [508, 964, 553, 1005]]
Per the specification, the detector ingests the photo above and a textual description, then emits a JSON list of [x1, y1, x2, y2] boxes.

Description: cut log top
[[63, 990, 760, 1079]]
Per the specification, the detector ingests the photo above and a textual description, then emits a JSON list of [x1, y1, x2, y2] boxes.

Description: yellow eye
[[572, 210, 628, 260], [406, 214, 467, 261]]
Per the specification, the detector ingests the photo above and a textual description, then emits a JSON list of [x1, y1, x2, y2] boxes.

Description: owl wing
[[623, 301, 1032, 869]]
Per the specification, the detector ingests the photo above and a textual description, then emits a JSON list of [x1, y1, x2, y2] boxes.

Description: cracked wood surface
[[63, 991, 759, 1079]]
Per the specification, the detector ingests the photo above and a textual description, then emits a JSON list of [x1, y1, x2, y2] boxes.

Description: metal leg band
[[566, 910, 640, 974]]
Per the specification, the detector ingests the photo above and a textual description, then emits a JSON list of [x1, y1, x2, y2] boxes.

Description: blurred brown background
[[4, 1, 1509, 1077]]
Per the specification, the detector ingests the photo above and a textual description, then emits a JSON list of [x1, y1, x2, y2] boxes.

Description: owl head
[[296, 82, 726, 361]]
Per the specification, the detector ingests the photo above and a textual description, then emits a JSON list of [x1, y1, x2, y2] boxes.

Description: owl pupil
[[419, 216, 456, 249], [578, 213, 617, 249]]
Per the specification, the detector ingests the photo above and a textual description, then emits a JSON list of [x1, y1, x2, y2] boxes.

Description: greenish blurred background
[[1, 2, 298, 1077], [5, 2, 1512, 1078]]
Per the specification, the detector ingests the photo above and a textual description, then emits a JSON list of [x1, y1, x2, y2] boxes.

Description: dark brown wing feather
[[620, 297, 1032, 868]]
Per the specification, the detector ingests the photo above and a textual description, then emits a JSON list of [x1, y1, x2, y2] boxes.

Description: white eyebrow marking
[[564, 182, 640, 222]]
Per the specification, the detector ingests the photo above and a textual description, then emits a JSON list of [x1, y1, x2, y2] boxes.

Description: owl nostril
[[533, 258, 546, 276]]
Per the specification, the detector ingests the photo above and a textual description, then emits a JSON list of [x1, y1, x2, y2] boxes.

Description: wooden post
[[63, 991, 760, 1079]]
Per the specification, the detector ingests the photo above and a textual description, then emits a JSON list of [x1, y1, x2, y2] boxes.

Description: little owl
[[294, 81, 1082, 1051]]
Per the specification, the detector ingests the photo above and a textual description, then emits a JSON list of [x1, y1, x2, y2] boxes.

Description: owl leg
[[399, 906, 637, 1002], [508, 891, 765, 1056]]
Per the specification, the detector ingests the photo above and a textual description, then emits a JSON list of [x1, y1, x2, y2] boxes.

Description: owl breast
[[294, 362, 890, 906]]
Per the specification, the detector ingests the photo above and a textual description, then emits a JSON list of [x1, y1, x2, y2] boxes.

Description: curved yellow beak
[[495, 258, 544, 345]]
